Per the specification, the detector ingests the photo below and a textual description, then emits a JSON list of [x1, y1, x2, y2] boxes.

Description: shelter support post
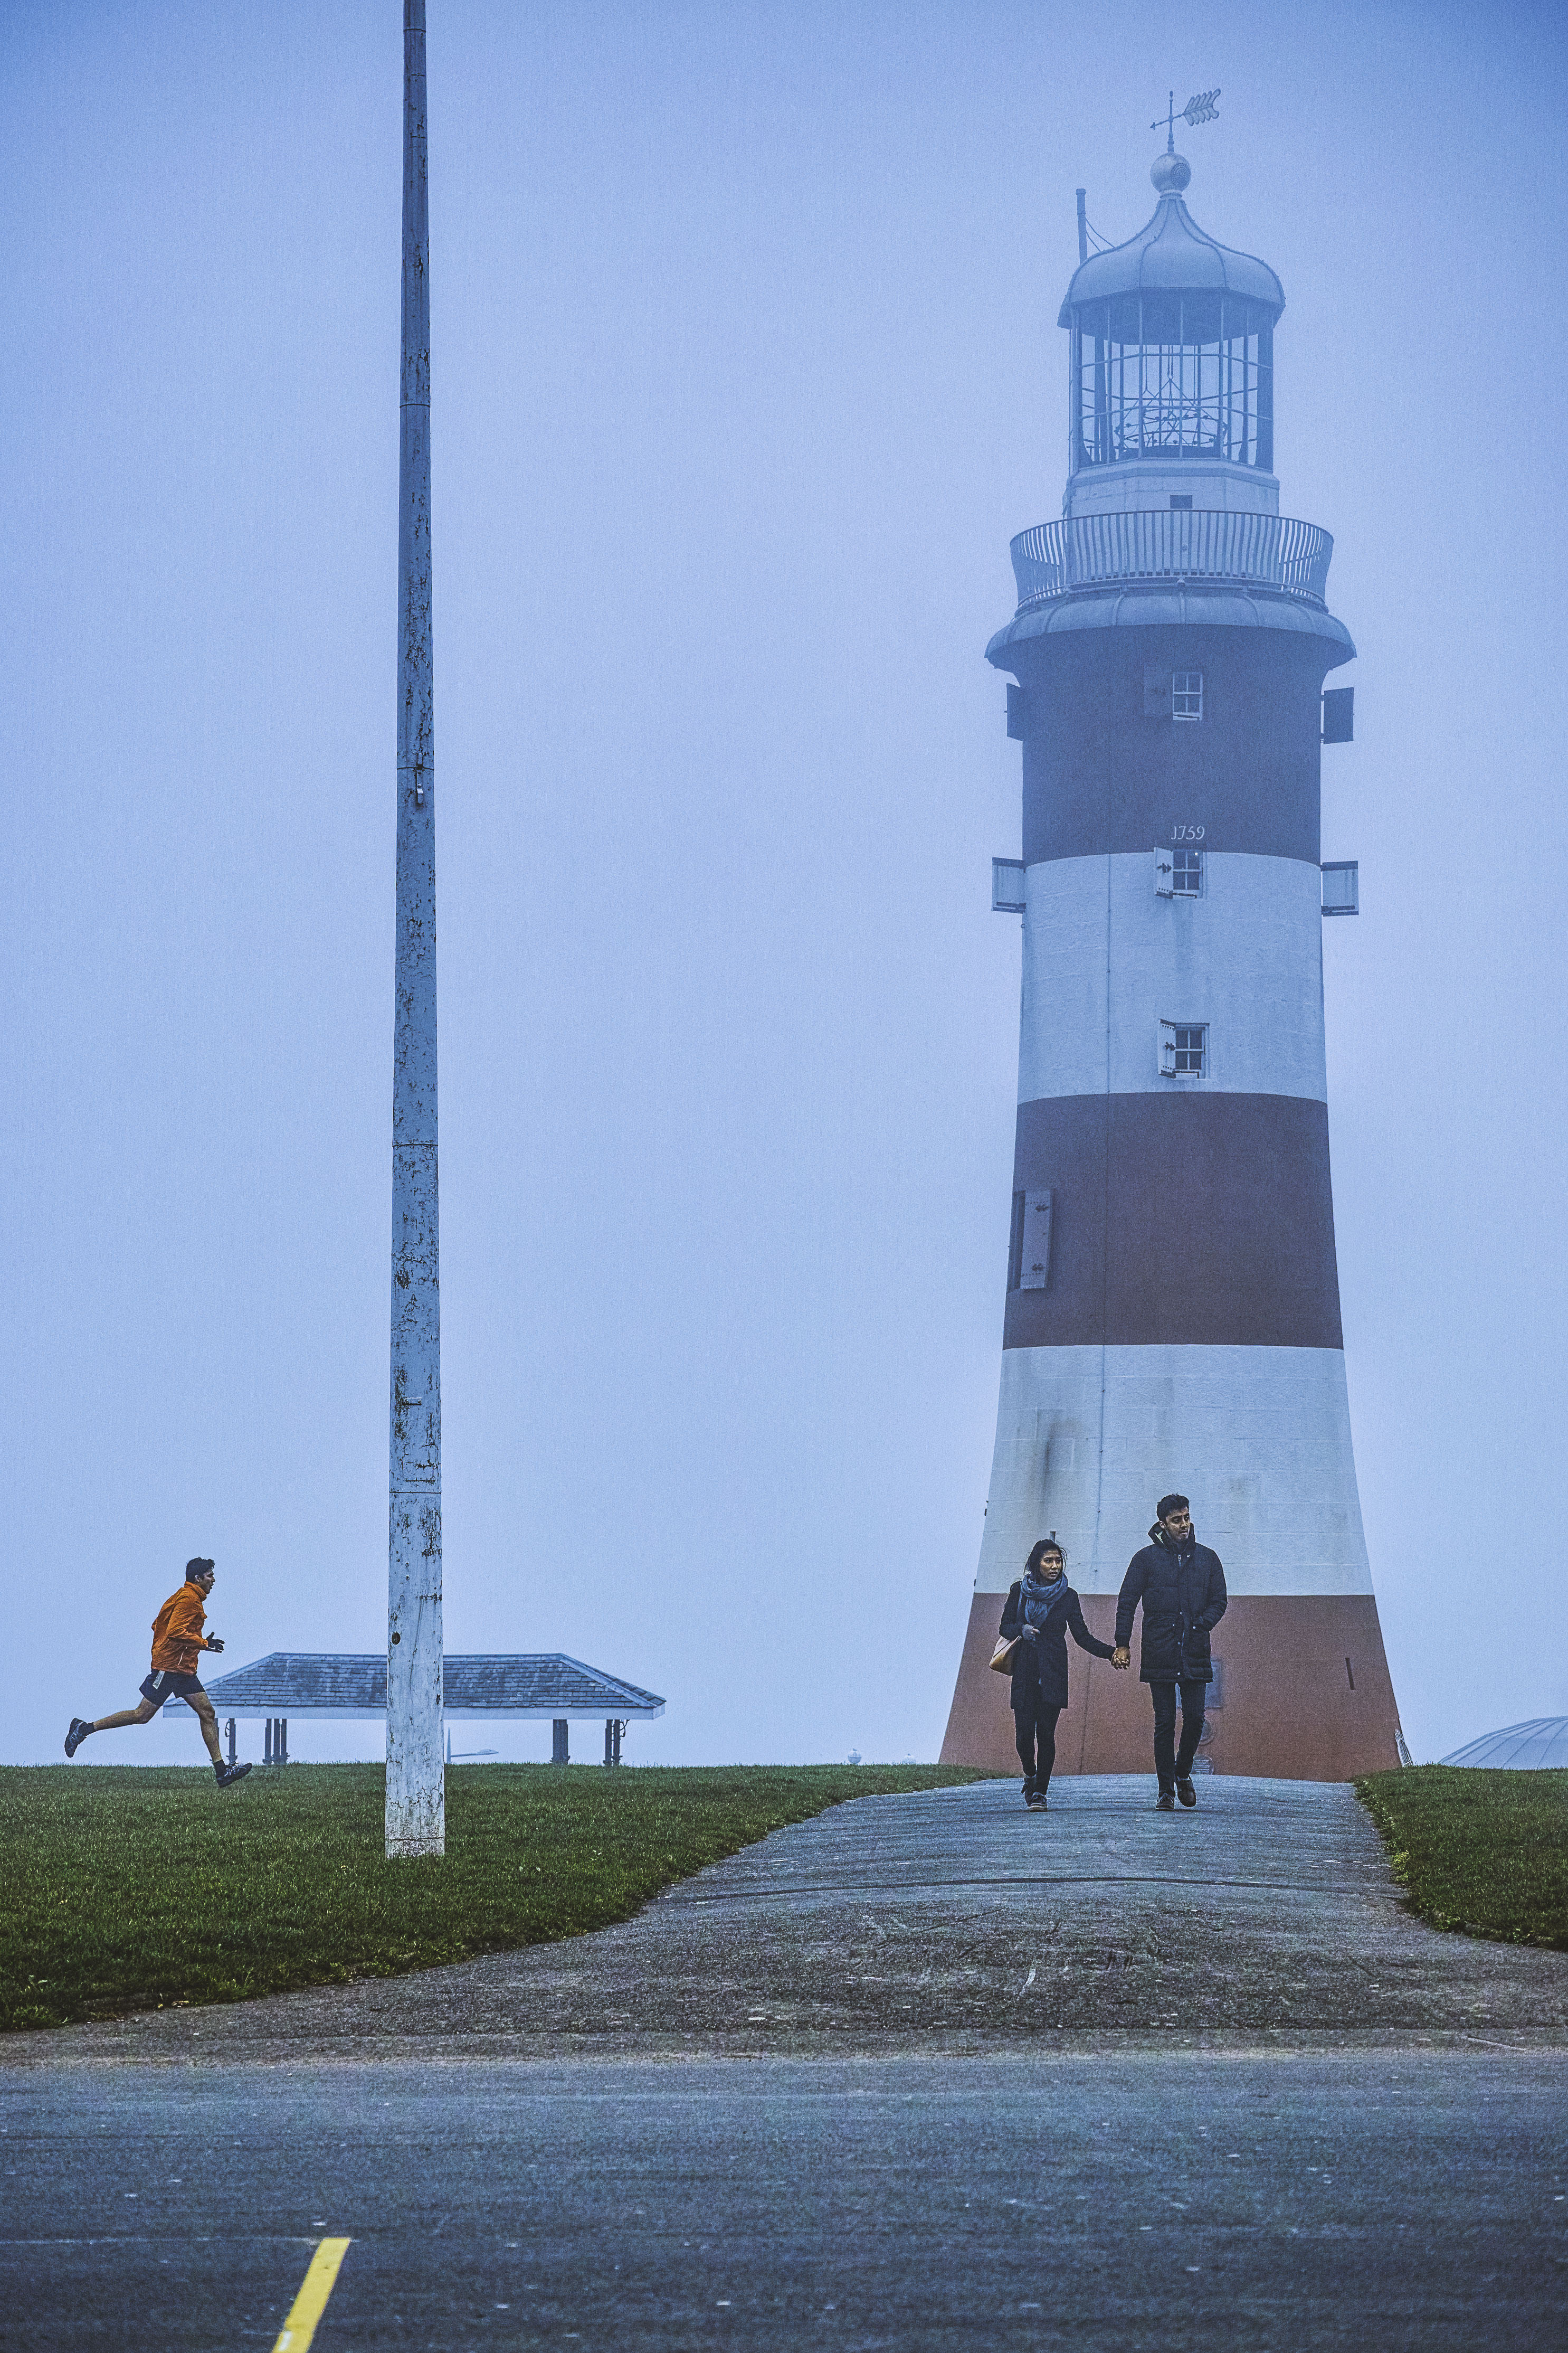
[[603, 1718, 623, 1767], [225, 1717, 237, 1767], [552, 1719, 569, 1765]]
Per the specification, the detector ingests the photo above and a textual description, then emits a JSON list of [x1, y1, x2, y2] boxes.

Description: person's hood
[[1149, 1522, 1198, 1552]]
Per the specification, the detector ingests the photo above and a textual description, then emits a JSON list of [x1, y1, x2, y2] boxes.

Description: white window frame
[[1172, 670, 1203, 722], [1171, 846, 1204, 897], [1159, 1019, 1209, 1079]]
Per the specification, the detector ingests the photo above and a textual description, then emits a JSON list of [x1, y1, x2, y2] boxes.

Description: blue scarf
[[1020, 1567, 1068, 1630]]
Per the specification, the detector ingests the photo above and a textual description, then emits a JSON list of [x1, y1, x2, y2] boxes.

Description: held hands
[[1110, 1645, 1130, 1670]]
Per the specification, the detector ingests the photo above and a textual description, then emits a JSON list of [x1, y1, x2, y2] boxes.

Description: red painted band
[[1004, 1091, 1343, 1351]]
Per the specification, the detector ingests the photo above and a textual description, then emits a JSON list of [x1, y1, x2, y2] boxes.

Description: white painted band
[[1020, 852, 1326, 1104], [974, 1343, 1372, 1598]]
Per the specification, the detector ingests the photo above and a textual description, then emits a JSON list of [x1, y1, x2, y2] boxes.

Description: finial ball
[[1151, 150, 1192, 196]]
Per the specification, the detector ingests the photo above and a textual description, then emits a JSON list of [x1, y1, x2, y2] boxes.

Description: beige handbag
[[989, 1635, 1021, 1674]]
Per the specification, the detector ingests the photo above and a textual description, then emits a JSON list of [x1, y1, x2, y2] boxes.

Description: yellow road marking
[[272, 2238, 352, 2352]]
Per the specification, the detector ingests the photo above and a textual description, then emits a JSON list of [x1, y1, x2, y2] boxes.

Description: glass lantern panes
[[1070, 294, 1274, 474]]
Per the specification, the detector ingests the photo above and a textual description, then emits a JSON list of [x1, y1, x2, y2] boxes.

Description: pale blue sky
[[6, 0, 1564, 1768]]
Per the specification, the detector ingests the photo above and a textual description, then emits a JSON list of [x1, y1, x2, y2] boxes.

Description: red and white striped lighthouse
[[941, 146, 1405, 1782]]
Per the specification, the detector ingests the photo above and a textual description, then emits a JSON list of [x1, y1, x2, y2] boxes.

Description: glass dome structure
[[1439, 1718, 1568, 1769]]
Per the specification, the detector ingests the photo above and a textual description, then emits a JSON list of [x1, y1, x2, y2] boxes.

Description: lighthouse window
[[1173, 671, 1203, 721], [1160, 1020, 1208, 1078], [1172, 848, 1203, 895], [1174, 1026, 1206, 1073]]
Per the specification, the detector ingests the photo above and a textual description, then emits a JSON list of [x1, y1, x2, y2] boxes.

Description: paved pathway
[[11, 1775, 1564, 2064]]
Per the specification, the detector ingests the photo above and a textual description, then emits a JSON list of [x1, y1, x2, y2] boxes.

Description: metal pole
[[1075, 188, 1088, 267], [386, 0, 445, 1859]]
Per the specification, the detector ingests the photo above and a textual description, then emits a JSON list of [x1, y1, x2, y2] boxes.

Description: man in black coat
[[1113, 1492, 1228, 1812]]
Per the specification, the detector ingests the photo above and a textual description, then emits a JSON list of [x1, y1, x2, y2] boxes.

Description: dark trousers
[[1013, 1692, 1063, 1792], [1150, 1679, 1208, 1790]]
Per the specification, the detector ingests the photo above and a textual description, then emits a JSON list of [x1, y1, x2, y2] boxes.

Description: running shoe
[[1027, 1792, 1049, 1810], [64, 1717, 91, 1759], [1155, 1790, 1176, 1812], [1175, 1776, 1198, 1808], [215, 1761, 253, 1791]]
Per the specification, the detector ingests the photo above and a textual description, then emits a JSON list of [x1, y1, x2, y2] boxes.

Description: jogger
[[64, 1558, 252, 1790]]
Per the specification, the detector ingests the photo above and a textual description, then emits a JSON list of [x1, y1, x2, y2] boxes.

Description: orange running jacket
[[150, 1582, 211, 1676]]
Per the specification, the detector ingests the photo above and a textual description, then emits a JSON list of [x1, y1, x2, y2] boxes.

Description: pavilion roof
[[196, 1652, 666, 1721]]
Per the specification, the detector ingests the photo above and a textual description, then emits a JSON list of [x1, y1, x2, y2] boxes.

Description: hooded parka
[[999, 1582, 1115, 1708], [1114, 1524, 1228, 1685]]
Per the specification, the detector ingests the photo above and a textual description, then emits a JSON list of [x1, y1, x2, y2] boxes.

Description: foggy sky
[[6, 0, 1565, 1770]]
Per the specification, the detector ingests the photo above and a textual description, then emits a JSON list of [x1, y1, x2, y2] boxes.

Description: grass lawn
[[1356, 1765, 1568, 1950], [0, 1762, 991, 2032]]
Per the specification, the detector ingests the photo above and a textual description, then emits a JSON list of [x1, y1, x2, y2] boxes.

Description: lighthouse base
[[939, 1592, 1402, 1782]]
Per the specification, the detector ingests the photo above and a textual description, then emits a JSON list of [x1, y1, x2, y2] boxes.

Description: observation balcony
[[1010, 510, 1333, 613]]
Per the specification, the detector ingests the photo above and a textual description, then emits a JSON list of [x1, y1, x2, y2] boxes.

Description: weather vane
[[1152, 88, 1221, 152]]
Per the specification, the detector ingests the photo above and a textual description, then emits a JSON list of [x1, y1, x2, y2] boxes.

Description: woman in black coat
[[999, 1538, 1116, 1810]]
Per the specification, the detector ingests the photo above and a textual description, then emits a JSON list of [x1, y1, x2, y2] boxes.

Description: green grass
[[1356, 1765, 1568, 1950], [0, 1762, 991, 2032]]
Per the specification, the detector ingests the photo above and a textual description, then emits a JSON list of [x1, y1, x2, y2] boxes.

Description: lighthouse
[[940, 143, 1405, 1782]]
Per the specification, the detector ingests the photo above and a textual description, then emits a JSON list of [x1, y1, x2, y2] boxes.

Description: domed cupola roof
[[1057, 154, 1284, 326]]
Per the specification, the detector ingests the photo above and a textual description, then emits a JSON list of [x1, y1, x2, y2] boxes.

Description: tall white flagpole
[[386, 0, 444, 1858]]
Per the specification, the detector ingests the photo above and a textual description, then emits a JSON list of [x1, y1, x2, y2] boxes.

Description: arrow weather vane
[[1153, 88, 1221, 151]]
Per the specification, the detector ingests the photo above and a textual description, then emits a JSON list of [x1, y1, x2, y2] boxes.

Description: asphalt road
[[4, 1778, 1566, 2348], [4, 2046, 1565, 2349]]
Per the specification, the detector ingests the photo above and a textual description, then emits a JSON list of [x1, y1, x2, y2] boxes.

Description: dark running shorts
[[140, 1669, 204, 1711]]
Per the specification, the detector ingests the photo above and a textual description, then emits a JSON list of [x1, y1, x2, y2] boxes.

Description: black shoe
[[1021, 1783, 1036, 1805], [1176, 1776, 1198, 1808], [1027, 1792, 1049, 1810], [64, 1717, 91, 1759], [215, 1761, 253, 1791], [1155, 1790, 1176, 1812]]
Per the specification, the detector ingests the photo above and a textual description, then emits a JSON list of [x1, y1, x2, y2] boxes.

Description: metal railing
[[1009, 511, 1333, 610]]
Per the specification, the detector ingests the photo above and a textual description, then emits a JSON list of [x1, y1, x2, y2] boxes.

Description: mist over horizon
[[6, 0, 1564, 1774]]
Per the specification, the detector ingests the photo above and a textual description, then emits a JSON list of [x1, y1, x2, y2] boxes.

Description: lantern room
[[1058, 152, 1285, 519]]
